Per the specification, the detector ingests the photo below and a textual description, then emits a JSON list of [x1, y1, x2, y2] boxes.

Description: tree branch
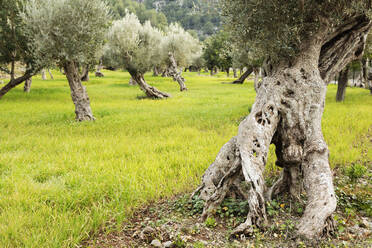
[[319, 16, 372, 83]]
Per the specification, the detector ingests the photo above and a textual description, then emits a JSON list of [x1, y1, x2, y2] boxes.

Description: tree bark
[[0, 73, 33, 99], [128, 69, 170, 99], [336, 67, 349, 102], [63, 61, 95, 121], [233, 68, 238, 78], [194, 17, 371, 240], [226, 68, 230, 78], [24, 77, 32, 93], [232, 66, 253, 84], [168, 53, 187, 91]]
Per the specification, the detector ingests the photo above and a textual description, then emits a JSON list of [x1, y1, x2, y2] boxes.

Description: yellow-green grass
[[0, 70, 370, 247]]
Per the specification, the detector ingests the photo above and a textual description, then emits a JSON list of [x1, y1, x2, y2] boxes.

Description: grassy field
[[0, 70, 371, 247]]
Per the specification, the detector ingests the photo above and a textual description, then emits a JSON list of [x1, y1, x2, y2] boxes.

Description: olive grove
[[193, 0, 372, 240], [21, 0, 110, 121]]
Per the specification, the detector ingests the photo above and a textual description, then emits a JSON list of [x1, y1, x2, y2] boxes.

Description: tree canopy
[[222, 0, 372, 62], [23, 0, 111, 67]]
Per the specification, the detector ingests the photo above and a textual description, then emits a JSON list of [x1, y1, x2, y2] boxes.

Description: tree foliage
[[0, 0, 41, 75], [106, 12, 163, 74], [202, 31, 232, 71], [22, 0, 111, 67], [107, 0, 168, 29], [162, 23, 202, 68], [222, 0, 372, 62]]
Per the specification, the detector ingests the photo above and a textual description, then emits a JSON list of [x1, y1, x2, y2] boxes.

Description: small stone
[[150, 239, 162, 247], [163, 241, 173, 248]]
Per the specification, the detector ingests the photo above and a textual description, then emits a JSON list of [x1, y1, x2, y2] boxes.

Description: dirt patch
[[81, 169, 371, 248]]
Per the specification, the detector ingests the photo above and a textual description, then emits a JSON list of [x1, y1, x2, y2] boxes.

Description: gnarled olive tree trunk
[[336, 67, 349, 102], [24, 77, 32, 93], [168, 53, 187, 91], [63, 61, 95, 121], [128, 69, 170, 99], [194, 16, 371, 240], [232, 66, 253, 84]]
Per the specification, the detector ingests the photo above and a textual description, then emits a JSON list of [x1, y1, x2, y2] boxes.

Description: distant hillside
[[107, 0, 221, 40], [145, 0, 221, 40]]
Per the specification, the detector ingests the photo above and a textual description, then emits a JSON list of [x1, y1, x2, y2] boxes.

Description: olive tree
[[193, 0, 372, 239], [0, 0, 44, 98], [22, 0, 110, 121], [161, 23, 202, 91], [106, 13, 170, 99]]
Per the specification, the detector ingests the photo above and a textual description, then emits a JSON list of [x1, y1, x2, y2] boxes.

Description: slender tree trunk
[[233, 68, 238, 78], [153, 66, 160, 76], [81, 65, 90, 82], [367, 62, 372, 94], [0, 73, 32, 99], [63, 61, 95, 121], [232, 66, 253, 84], [361, 58, 368, 88], [336, 67, 349, 102], [48, 69, 54, 80], [24, 77, 32, 93], [10, 60, 15, 80], [253, 67, 260, 92], [41, 69, 47, 80], [226, 68, 230, 77], [95, 60, 104, 77], [167, 53, 187, 91], [210, 68, 213, 76], [128, 69, 170, 99]]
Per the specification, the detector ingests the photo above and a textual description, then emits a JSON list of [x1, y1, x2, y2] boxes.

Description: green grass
[[0, 70, 371, 247]]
